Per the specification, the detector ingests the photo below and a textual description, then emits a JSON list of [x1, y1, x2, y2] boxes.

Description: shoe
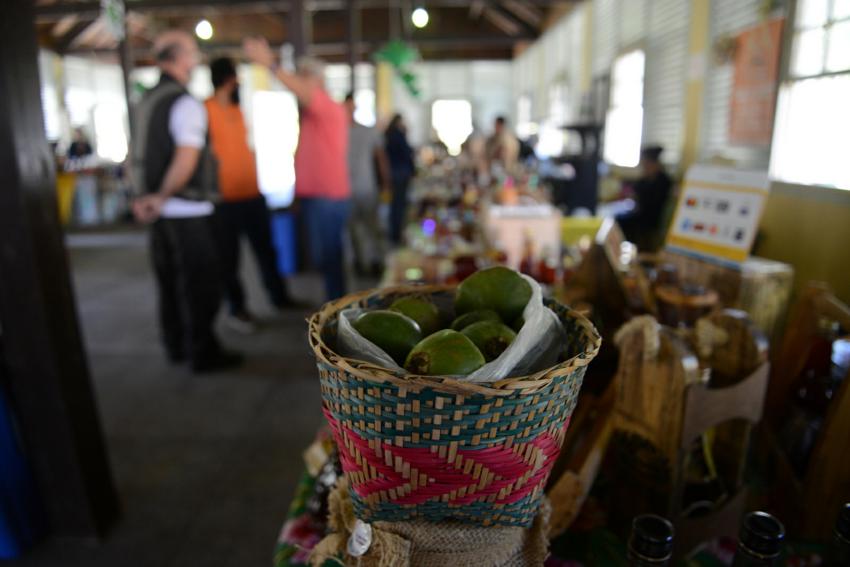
[[191, 350, 244, 373], [225, 312, 257, 334]]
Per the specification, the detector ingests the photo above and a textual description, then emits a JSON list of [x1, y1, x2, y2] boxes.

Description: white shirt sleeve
[[168, 94, 207, 149]]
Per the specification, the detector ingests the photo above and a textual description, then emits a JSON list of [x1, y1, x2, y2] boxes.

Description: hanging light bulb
[[411, 7, 429, 29], [195, 19, 213, 41]]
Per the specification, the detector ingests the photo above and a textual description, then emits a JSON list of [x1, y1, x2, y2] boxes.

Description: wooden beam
[[0, 0, 119, 539], [37, 0, 567, 19], [501, 0, 543, 27], [482, 6, 523, 36], [54, 19, 95, 53]]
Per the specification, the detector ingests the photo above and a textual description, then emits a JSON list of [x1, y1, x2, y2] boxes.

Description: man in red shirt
[[205, 57, 292, 333], [244, 38, 351, 300]]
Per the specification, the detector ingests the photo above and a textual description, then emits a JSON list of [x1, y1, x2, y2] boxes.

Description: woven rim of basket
[[307, 283, 602, 397]]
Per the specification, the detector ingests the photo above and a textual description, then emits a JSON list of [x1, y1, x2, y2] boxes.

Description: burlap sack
[[310, 478, 550, 567]]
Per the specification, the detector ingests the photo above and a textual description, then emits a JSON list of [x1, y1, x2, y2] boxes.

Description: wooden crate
[[609, 310, 770, 557], [763, 283, 850, 538], [659, 250, 793, 344]]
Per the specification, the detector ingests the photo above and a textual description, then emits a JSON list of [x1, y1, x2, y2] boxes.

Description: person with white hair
[[243, 38, 351, 301], [131, 29, 242, 373]]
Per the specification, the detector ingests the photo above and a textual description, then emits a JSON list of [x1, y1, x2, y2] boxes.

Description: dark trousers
[[389, 175, 411, 245], [301, 197, 351, 301], [215, 196, 288, 315], [150, 216, 222, 364]]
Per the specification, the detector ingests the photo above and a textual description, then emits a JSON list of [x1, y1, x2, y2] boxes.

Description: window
[[603, 49, 645, 167], [515, 94, 536, 139], [770, 0, 850, 189], [252, 91, 298, 208], [431, 99, 473, 156]]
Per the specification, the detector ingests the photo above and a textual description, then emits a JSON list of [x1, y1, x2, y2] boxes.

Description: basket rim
[[307, 283, 602, 396]]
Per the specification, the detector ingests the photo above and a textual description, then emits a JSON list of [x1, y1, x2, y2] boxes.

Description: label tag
[[347, 519, 373, 557]]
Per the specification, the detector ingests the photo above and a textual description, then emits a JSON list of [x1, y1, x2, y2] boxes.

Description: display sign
[[728, 18, 784, 145], [665, 165, 770, 266]]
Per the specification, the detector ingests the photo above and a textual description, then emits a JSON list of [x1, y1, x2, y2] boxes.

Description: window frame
[[769, 0, 850, 190]]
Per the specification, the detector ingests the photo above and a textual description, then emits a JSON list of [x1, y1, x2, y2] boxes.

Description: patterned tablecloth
[[273, 451, 826, 567]]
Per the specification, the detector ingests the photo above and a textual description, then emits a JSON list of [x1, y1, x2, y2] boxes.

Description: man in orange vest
[[205, 57, 293, 333]]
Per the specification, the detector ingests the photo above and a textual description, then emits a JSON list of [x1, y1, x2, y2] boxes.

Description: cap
[[739, 511, 785, 558], [629, 514, 675, 561]]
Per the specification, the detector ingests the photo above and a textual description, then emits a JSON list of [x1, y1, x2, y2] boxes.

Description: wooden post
[[289, 0, 309, 58], [119, 4, 134, 139], [347, 0, 360, 93], [0, 0, 119, 538]]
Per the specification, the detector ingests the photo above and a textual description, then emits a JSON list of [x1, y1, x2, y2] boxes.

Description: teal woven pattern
[[309, 285, 600, 527]]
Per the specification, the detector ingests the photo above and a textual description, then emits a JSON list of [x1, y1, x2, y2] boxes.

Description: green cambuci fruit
[[353, 310, 422, 366], [454, 266, 531, 324], [450, 309, 501, 331], [389, 296, 441, 337], [404, 329, 486, 376], [461, 321, 517, 362]]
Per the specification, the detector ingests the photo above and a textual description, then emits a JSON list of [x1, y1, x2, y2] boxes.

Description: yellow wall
[[755, 183, 850, 304]]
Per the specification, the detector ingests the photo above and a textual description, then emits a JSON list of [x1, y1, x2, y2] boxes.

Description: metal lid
[[629, 514, 675, 561], [739, 511, 785, 558]]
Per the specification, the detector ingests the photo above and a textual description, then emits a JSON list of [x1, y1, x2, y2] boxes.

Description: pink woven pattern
[[325, 408, 565, 508]]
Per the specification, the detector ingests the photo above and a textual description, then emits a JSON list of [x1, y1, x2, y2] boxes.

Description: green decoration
[[373, 40, 421, 98]]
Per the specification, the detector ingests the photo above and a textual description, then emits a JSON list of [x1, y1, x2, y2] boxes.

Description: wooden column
[[347, 0, 360, 92], [0, 0, 119, 538], [289, 0, 310, 58]]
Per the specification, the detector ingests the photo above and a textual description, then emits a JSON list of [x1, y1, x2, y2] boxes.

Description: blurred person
[[67, 127, 93, 159], [206, 57, 294, 334], [384, 114, 415, 245], [343, 92, 391, 276], [617, 144, 673, 249], [131, 30, 241, 372], [485, 115, 520, 171], [243, 38, 351, 300]]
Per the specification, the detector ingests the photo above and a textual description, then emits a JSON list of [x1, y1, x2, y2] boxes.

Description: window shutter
[[642, 0, 690, 166]]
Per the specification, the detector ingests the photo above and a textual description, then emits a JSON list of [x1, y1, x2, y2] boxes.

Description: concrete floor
[[8, 229, 369, 567]]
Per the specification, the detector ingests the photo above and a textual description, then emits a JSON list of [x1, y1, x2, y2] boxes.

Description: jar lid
[[739, 511, 785, 557], [630, 514, 674, 560]]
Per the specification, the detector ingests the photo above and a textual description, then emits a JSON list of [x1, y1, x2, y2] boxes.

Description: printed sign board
[[665, 165, 770, 266]]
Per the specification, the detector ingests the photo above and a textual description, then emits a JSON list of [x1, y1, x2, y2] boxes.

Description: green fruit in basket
[[461, 321, 517, 362], [450, 309, 501, 331], [404, 330, 486, 376], [353, 310, 422, 366], [454, 266, 531, 324], [511, 315, 525, 333], [389, 296, 441, 336]]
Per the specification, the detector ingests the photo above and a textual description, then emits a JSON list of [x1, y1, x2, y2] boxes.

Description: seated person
[[617, 145, 672, 249]]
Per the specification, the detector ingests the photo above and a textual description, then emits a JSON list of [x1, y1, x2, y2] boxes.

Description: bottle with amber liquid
[[731, 511, 785, 566], [627, 514, 674, 566], [827, 503, 850, 567]]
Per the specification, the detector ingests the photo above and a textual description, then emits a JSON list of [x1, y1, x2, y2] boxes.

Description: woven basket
[[308, 284, 601, 527]]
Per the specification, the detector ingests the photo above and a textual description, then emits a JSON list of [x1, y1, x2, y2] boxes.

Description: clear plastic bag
[[336, 275, 565, 383]]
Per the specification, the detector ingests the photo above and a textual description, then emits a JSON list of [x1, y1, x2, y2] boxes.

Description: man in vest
[[132, 30, 242, 373], [205, 57, 293, 334]]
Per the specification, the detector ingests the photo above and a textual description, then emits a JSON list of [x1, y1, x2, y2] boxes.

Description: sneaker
[[225, 312, 257, 334], [191, 350, 244, 374]]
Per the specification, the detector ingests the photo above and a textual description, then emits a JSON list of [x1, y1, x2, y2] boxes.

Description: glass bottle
[[780, 318, 843, 476], [731, 511, 785, 566], [827, 503, 850, 567], [627, 514, 674, 566]]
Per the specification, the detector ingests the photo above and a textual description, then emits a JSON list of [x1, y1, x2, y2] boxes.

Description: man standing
[[485, 115, 520, 172], [132, 30, 241, 372], [244, 38, 351, 300], [343, 92, 390, 276], [206, 57, 293, 333]]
